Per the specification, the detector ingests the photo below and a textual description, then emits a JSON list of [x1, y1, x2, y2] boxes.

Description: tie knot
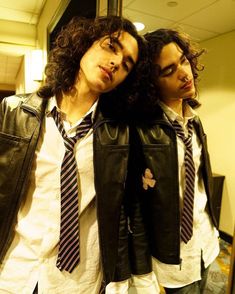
[[51, 107, 92, 151], [171, 119, 193, 146]]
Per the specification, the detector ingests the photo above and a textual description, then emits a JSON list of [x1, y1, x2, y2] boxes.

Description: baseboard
[[219, 230, 233, 244]]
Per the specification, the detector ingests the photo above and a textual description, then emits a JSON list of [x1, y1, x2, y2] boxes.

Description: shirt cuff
[[105, 279, 129, 294], [129, 271, 160, 294]]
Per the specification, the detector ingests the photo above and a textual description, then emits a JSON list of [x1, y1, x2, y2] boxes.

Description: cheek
[[158, 80, 179, 98], [161, 77, 178, 90], [158, 80, 169, 93], [80, 58, 89, 74], [81, 51, 99, 71]]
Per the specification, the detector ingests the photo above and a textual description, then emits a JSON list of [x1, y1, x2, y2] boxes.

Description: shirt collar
[[46, 96, 98, 124], [158, 100, 197, 125]]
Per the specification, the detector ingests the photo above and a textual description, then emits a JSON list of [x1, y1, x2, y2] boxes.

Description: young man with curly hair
[[0, 16, 158, 294], [134, 29, 220, 293]]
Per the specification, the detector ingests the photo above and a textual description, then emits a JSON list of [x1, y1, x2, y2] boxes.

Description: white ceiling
[[0, 0, 46, 86], [1, 0, 235, 87]]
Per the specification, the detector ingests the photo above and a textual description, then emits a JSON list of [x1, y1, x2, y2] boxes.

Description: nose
[[179, 66, 189, 81], [110, 55, 122, 72], [110, 61, 119, 72]]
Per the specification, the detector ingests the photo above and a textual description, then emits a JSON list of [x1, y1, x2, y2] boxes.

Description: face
[[155, 42, 195, 105], [78, 31, 138, 95]]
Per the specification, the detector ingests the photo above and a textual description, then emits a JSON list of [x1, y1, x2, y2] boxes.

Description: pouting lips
[[181, 80, 193, 89], [99, 66, 113, 81]]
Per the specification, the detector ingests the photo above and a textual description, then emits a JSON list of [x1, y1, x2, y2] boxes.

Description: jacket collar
[[20, 93, 48, 120], [20, 93, 117, 127]]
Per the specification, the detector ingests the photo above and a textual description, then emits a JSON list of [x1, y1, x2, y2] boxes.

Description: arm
[[126, 125, 152, 274], [125, 126, 160, 293]]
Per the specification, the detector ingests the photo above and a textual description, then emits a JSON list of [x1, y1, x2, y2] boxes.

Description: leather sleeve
[[0, 97, 7, 128], [125, 125, 152, 275], [94, 119, 131, 283], [112, 203, 131, 282]]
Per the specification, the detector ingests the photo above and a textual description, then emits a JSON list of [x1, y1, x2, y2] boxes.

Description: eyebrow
[[112, 38, 136, 66]]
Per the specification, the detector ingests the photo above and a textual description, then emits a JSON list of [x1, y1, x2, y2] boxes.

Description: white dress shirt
[[0, 97, 102, 294], [152, 102, 220, 288]]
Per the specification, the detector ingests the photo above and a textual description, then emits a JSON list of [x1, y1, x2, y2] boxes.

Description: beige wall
[[15, 57, 25, 94], [0, 84, 15, 91], [198, 30, 235, 236], [37, 0, 67, 72]]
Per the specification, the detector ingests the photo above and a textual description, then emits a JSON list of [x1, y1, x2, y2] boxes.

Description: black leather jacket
[[135, 107, 218, 265], [0, 93, 151, 284]]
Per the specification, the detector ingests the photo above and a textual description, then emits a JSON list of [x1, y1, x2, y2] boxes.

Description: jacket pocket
[[95, 144, 129, 185], [0, 132, 30, 193]]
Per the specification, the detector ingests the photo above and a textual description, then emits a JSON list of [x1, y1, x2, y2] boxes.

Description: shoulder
[[1, 93, 32, 110], [1, 93, 48, 122]]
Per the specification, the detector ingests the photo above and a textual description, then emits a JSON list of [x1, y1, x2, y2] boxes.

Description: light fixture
[[31, 49, 44, 82], [133, 22, 145, 32], [167, 1, 178, 7]]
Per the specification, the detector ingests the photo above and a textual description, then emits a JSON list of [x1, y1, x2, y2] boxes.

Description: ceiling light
[[133, 22, 145, 32], [31, 50, 44, 81], [167, 1, 178, 7]]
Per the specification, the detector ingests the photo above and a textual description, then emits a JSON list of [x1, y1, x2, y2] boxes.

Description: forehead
[[155, 42, 183, 66]]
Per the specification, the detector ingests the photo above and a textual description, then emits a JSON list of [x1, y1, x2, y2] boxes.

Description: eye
[[122, 62, 130, 72], [107, 42, 116, 52], [101, 38, 118, 53], [160, 67, 174, 77]]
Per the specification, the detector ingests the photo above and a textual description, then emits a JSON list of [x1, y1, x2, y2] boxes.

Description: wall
[[37, 0, 65, 71], [15, 57, 25, 94], [0, 84, 15, 91], [198, 30, 235, 236]]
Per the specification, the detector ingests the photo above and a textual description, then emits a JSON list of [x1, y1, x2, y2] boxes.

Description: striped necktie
[[52, 107, 92, 272], [172, 119, 195, 244]]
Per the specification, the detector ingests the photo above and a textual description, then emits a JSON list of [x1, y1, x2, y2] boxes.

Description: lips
[[181, 80, 193, 90], [99, 66, 113, 81]]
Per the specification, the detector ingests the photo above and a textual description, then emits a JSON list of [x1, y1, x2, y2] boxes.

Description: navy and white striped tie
[[52, 107, 92, 272], [172, 119, 195, 244]]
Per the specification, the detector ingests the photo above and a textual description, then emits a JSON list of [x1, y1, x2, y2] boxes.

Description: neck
[[57, 81, 98, 124], [162, 98, 183, 117]]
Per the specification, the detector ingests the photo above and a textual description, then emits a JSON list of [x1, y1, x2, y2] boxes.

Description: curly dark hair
[[37, 15, 147, 115], [143, 28, 205, 110]]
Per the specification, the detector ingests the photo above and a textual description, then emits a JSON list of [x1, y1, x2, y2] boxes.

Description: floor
[[159, 238, 232, 293], [204, 238, 232, 293]]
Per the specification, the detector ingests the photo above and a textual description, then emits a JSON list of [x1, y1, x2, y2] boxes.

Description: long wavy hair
[[37, 16, 148, 118], [143, 28, 205, 111]]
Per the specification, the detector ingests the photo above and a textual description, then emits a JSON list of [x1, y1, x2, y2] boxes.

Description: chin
[[93, 83, 110, 95], [185, 90, 196, 99]]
